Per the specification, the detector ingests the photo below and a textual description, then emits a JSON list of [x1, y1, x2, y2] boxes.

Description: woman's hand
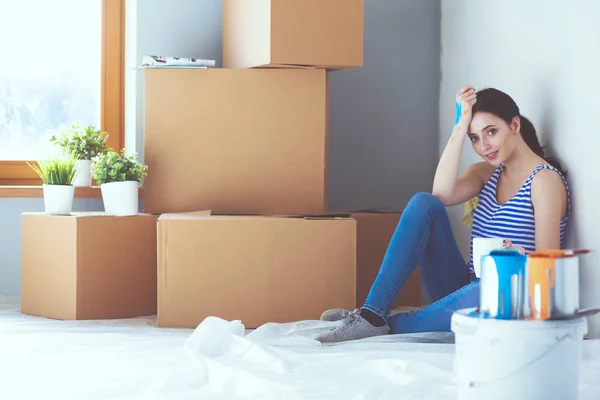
[[433, 85, 487, 206], [452, 85, 477, 139], [503, 239, 526, 255]]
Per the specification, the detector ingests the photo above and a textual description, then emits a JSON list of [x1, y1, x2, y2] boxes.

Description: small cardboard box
[[351, 211, 422, 309], [223, 0, 364, 69], [143, 68, 329, 215], [21, 213, 158, 320], [157, 212, 356, 329]]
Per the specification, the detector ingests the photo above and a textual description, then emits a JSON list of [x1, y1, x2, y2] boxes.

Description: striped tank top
[[469, 164, 571, 273]]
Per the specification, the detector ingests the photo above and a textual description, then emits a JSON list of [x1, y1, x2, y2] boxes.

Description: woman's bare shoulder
[[466, 162, 495, 184]]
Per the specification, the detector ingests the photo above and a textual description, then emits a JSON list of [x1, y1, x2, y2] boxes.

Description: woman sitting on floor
[[316, 85, 571, 343]]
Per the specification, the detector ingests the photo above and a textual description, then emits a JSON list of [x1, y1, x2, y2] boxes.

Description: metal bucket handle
[[465, 333, 576, 388]]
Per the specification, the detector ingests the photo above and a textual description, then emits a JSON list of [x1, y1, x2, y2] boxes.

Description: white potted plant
[[27, 157, 78, 215], [91, 149, 148, 216], [49, 122, 109, 187]]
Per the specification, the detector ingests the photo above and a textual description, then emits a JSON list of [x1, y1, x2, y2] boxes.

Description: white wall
[[440, 0, 600, 337]]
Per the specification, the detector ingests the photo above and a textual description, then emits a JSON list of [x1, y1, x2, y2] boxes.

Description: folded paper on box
[[140, 55, 215, 68]]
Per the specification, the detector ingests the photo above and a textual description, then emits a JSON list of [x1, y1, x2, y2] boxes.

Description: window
[[0, 0, 124, 185]]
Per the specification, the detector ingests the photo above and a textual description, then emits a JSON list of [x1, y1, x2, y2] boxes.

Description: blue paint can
[[479, 249, 527, 320]]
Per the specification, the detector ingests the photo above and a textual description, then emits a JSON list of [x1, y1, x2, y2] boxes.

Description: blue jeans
[[363, 192, 480, 334]]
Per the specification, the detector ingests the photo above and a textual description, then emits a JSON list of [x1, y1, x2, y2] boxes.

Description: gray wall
[[1, 0, 441, 295], [439, 0, 600, 337], [328, 0, 440, 211]]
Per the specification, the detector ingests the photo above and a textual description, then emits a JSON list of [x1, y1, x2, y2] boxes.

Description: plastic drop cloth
[[1, 296, 599, 400]]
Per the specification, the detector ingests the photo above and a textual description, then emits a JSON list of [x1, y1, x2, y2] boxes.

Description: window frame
[[0, 0, 125, 186]]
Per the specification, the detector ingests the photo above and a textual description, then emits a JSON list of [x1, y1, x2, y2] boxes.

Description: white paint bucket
[[100, 181, 139, 216], [451, 308, 587, 400], [472, 237, 506, 278]]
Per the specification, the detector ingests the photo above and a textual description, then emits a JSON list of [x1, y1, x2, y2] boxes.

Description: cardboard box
[[143, 68, 329, 215], [223, 0, 364, 70], [21, 213, 158, 320], [157, 213, 356, 328], [351, 212, 422, 309]]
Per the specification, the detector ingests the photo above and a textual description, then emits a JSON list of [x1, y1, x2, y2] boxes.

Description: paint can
[[451, 308, 587, 400], [480, 249, 527, 319], [527, 249, 590, 321], [472, 237, 507, 278]]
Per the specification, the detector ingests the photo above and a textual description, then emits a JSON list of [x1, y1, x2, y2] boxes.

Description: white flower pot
[[73, 160, 92, 187], [42, 184, 75, 215], [101, 181, 139, 216]]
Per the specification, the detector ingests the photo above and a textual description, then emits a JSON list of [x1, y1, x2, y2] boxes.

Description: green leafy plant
[[49, 122, 109, 160], [91, 149, 148, 186], [27, 157, 78, 185]]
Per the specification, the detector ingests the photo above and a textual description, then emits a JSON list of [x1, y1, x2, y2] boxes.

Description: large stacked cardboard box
[[143, 68, 329, 215], [157, 213, 357, 329], [141, 0, 422, 328]]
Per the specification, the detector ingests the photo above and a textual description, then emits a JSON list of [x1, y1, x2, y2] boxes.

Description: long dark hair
[[472, 88, 567, 177]]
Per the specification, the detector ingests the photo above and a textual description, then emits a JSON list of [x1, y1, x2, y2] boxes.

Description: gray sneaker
[[316, 310, 390, 343], [320, 308, 352, 322]]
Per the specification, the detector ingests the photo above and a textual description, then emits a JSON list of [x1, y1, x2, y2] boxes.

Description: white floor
[[2, 296, 599, 400]]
